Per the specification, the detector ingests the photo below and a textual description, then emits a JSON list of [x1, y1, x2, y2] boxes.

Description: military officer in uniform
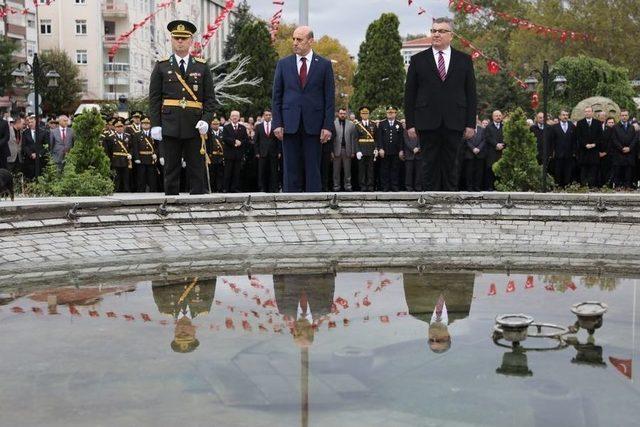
[[132, 115, 159, 192], [377, 106, 405, 191], [207, 118, 225, 192], [100, 115, 115, 153], [106, 117, 133, 192], [152, 277, 216, 353], [354, 107, 377, 191], [126, 110, 143, 136], [148, 20, 217, 195]]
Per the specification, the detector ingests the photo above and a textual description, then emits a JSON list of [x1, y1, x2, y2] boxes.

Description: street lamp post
[[12, 53, 60, 176], [525, 60, 567, 192]]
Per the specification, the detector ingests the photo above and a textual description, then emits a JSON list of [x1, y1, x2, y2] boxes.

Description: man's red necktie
[[61, 128, 66, 142], [299, 57, 307, 88]]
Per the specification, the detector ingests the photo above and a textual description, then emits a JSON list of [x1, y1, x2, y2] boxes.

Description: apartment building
[[36, 0, 233, 101]]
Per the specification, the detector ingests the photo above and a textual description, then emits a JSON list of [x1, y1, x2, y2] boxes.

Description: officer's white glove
[[356, 152, 363, 160], [181, 158, 187, 168], [195, 120, 209, 135], [127, 154, 132, 160], [159, 157, 165, 166], [151, 126, 162, 140], [152, 154, 157, 161], [134, 159, 141, 164]]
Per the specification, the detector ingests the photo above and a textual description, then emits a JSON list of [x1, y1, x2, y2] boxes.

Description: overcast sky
[[246, 0, 452, 55]]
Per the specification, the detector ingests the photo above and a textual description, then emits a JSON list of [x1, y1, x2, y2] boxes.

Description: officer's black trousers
[[358, 156, 375, 191], [113, 167, 130, 192], [209, 162, 224, 192], [136, 163, 158, 192], [163, 136, 206, 195]]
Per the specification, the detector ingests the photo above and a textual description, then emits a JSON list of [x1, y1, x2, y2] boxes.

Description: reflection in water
[[1, 271, 639, 426], [152, 277, 216, 353]]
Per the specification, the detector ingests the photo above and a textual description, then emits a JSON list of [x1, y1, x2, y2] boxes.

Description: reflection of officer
[[152, 277, 216, 353], [403, 272, 474, 353], [274, 273, 336, 347], [148, 20, 218, 195]]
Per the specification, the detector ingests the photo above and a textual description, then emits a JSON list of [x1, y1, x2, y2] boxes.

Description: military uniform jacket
[[100, 129, 114, 153], [132, 131, 157, 165], [126, 123, 142, 136], [376, 120, 405, 155], [355, 120, 377, 156], [152, 279, 216, 320], [106, 132, 132, 168], [148, 54, 218, 139], [207, 129, 225, 165]]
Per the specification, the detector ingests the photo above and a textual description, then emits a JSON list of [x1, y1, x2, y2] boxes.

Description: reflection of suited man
[[152, 277, 216, 353], [403, 272, 474, 325], [272, 26, 335, 192]]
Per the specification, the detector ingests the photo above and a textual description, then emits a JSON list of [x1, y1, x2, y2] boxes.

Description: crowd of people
[[0, 104, 639, 194]]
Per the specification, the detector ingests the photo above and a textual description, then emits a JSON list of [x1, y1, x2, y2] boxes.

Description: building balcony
[[102, 1, 128, 18], [104, 76, 130, 86], [103, 62, 130, 72], [103, 34, 128, 49]]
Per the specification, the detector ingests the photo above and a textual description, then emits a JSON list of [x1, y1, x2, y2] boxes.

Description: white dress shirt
[[174, 53, 190, 72], [296, 49, 314, 75], [432, 46, 451, 74]]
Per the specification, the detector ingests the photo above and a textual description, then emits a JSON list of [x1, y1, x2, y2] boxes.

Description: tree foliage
[[0, 37, 19, 94], [36, 49, 82, 115], [222, 0, 253, 61], [493, 108, 554, 191], [351, 13, 405, 112]]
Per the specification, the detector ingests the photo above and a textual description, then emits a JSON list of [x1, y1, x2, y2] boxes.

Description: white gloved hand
[[134, 159, 141, 164], [159, 157, 165, 166], [195, 120, 209, 135], [152, 154, 157, 161], [127, 154, 132, 160], [151, 126, 162, 140], [181, 158, 187, 168], [356, 152, 363, 160]]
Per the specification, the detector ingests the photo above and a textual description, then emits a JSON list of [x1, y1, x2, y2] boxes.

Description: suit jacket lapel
[[444, 50, 455, 81], [289, 55, 300, 89], [425, 48, 440, 80]]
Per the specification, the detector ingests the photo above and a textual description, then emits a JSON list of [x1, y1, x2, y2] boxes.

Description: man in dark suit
[[612, 110, 638, 189], [377, 106, 404, 191], [272, 26, 335, 192], [21, 115, 48, 180], [0, 118, 10, 170], [548, 110, 577, 187], [221, 110, 248, 193], [575, 106, 603, 188], [463, 119, 487, 192], [255, 109, 281, 193], [599, 116, 615, 187], [483, 110, 505, 190], [530, 112, 547, 165], [404, 17, 477, 191], [148, 20, 218, 195]]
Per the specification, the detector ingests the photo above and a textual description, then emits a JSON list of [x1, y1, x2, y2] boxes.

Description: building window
[[76, 50, 88, 64], [75, 0, 86, 4], [40, 20, 52, 35], [75, 20, 87, 35], [80, 79, 88, 92], [27, 19, 35, 29]]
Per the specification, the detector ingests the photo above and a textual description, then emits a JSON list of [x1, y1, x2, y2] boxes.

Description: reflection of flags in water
[[297, 292, 313, 323], [610, 357, 632, 380], [430, 294, 448, 325]]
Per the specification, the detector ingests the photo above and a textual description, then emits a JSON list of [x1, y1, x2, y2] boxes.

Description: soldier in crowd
[[255, 109, 281, 193], [377, 106, 404, 191], [132, 115, 159, 192], [207, 118, 225, 193], [612, 109, 638, 189], [106, 117, 133, 192], [148, 19, 217, 195], [483, 110, 505, 191], [222, 110, 248, 193], [402, 119, 422, 191], [575, 106, 603, 188], [354, 107, 377, 191], [462, 118, 487, 192], [152, 277, 216, 353], [126, 111, 143, 135]]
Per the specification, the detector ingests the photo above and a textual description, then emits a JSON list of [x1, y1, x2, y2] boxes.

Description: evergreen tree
[[222, 0, 254, 61], [351, 13, 405, 111], [36, 49, 82, 115], [0, 37, 19, 95], [493, 108, 554, 191], [226, 20, 278, 117]]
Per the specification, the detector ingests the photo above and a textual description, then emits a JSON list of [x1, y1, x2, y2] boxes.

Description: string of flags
[[270, 1, 285, 42], [0, 0, 54, 17], [199, 0, 235, 50], [108, 0, 181, 60], [487, 275, 579, 296]]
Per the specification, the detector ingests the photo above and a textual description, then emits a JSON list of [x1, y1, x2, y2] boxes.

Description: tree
[[273, 23, 356, 110], [493, 108, 554, 191], [0, 37, 19, 94], [225, 20, 277, 117], [351, 13, 405, 111], [548, 55, 637, 115], [222, 0, 254, 61], [36, 49, 82, 115]]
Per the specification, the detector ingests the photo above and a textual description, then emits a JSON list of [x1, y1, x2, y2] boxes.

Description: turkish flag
[[545, 284, 555, 291], [609, 357, 632, 379], [525, 276, 535, 289], [487, 60, 501, 75], [488, 283, 497, 296], [506, 280, 516, 293]]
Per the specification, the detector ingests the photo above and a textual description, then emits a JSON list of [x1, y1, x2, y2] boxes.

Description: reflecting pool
[[1, 271, 638, 426]]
